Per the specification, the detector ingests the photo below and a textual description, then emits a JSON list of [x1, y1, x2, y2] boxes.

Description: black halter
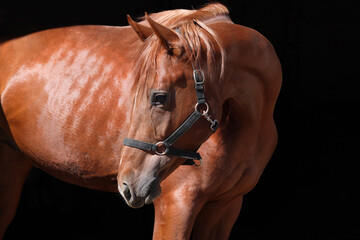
[[123, 70, 219, 166]]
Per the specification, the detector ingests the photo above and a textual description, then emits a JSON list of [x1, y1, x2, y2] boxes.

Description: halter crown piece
[[123, 69, 219, 167]]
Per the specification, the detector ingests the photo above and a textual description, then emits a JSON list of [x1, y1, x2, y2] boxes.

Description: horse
[[0, 3, 281, 239]]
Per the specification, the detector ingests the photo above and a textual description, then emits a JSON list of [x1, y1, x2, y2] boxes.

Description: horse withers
[[0, 4, 281, 239]]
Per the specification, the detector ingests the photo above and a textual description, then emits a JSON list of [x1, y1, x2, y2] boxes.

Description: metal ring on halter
[[193, 158, 202, 167], [195, 102, 209, 115], [155, 141, 169, 156], [193, 70, 205, 84]]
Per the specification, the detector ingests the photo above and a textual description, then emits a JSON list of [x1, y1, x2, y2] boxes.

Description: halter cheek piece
[[123, 70, 219, 167]]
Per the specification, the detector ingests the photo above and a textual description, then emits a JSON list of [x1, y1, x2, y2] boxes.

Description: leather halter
[[123, 69, 219, 166]]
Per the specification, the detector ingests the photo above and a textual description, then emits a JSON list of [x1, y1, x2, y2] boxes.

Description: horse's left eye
[[151, 93, 168, 105]]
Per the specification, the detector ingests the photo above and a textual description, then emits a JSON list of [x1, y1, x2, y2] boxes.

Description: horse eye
[[151, 93, 168, 105]]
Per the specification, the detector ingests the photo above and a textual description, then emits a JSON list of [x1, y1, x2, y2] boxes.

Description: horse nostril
[[123, 182, 132, 202]]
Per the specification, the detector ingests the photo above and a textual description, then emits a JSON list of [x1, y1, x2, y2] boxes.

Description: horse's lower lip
[[145, 195, 153, 205], [127, 196, 152, 208], [126, 202, 144, 209], [144, 191, 160, 205], [144, 184, 162, 204]]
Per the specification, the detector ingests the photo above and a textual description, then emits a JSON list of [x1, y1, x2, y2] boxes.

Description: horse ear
[[127, 15, 153, 42], [145, 12, 180, 51]]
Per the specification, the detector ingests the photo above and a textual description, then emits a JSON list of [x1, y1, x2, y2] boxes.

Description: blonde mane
[[131, 3, 232, 91]]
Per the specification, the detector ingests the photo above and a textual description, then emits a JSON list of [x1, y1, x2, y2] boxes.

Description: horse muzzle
[[118, 177, 161, 208]]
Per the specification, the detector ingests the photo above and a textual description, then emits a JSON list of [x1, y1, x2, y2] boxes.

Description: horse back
[[0, 25, 139, 191]]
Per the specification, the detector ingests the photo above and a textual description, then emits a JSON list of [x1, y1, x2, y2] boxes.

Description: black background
[[1, 0, 359, 239]]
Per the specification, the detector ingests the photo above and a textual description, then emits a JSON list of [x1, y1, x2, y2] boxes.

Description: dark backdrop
[[1, 1, 359, 239]]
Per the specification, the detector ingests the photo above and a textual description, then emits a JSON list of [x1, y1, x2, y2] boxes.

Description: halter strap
[[123, 69, 218, 166], [123, 138, 201, 160]]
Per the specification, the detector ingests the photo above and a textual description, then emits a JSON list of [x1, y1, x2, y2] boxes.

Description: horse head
[[117, 13, 225, 208]]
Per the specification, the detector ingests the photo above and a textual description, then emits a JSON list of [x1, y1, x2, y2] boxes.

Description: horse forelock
[[130, 3, 232, 92]]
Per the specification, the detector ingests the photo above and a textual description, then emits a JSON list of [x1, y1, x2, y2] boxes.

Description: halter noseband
[[123, 69, 218, 167]]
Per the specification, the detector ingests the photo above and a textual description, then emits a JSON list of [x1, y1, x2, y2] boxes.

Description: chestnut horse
[[0, 3, 281, 239]]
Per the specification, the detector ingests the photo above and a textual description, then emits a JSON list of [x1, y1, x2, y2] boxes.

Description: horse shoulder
[[230, 24, 281, 192], [212, 22, 282, 104], [201, 22, 282, 196]]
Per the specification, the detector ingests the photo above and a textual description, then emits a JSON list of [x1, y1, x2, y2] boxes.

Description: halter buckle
[[193, 70, 205, 84]]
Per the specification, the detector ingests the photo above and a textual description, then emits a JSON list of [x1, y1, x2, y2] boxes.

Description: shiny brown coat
[[0, 4, 281, 239]]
